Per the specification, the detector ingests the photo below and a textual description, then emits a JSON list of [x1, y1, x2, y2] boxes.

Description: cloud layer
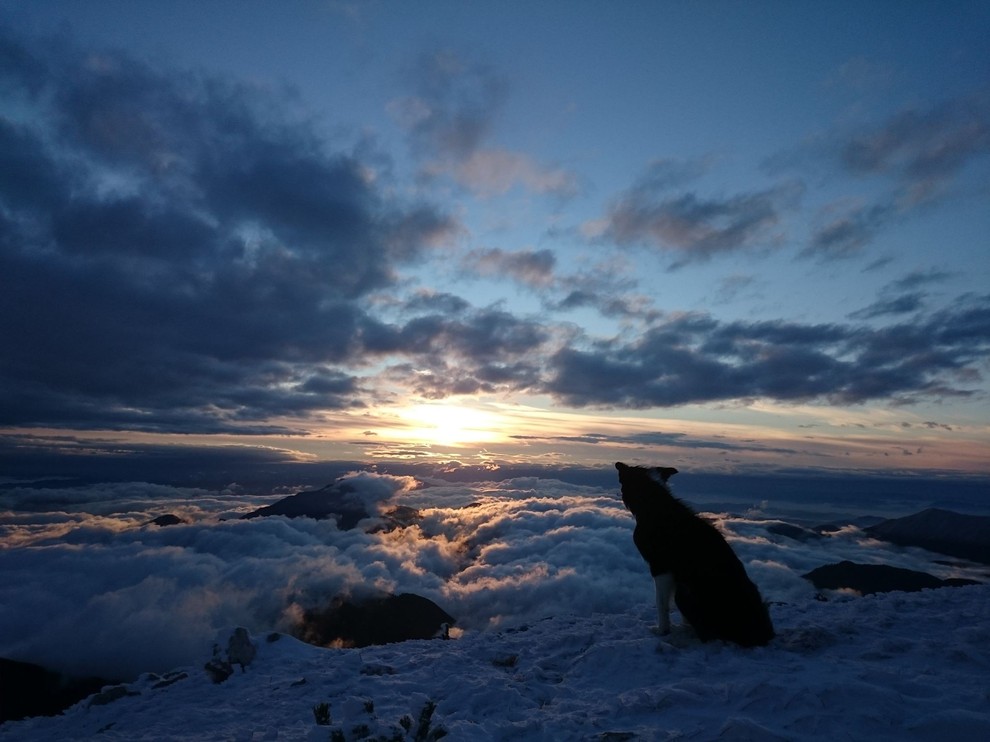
[[2, 472, 982, 679], [546, 298, 990, 407]]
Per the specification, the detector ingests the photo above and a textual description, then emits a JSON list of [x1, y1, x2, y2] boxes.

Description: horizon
[[1, 2, 989, 495]]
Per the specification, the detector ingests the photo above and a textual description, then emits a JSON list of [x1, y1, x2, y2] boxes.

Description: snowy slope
[[2, 584, 988, 741]]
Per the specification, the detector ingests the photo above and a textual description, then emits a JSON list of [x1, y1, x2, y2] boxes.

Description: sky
[[1, 1, 989, 490]]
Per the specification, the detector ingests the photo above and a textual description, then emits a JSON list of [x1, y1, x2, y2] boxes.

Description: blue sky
[[1, 1, 988, 486]]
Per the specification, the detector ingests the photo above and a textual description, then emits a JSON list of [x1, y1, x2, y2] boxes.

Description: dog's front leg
[[652, 573, 674, 635]]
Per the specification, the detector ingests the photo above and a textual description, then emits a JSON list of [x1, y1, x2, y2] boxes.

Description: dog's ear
[[655, 466, 678, 483], [615, 462, 627, 472]]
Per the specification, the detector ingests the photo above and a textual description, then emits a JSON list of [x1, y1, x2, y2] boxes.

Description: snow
[[2, 584, 989, 741]]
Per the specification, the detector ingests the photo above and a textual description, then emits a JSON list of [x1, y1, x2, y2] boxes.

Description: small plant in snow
[[322, 698, 445, 741], [313, 701, 331, 726], [412, 700, 447, 741]]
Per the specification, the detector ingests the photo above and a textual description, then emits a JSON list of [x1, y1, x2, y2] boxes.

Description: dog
[[615, 462, 774, 647]]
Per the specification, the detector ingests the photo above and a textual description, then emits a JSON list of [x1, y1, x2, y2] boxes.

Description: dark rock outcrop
[[204, 628, 258, 684], [87, 684, 139, 707], [865, 509, 990, 565], [368, 505, 423, 534], [296, 593, 455, 649], [146, 514, 186, 527], [241, 481, 371, 529], [240, 480, 421, 533], [802, 560, 980, 596], [0, 657, 112, 722]]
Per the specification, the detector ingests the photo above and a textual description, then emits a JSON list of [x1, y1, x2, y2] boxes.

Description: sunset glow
[[0, 2, 987, 488], [396, 403, 508, 448]]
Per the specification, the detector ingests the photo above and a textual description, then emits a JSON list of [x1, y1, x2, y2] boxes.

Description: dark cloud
[[370, 306, 550, 362], [402, 290, 472, 315], [0, 29, 457, 433], [511, 431, 799, 455], [602, 171, 800, 264], [544, 297, 990, 407], [553, 290, 657, 320], [890, 269, 953, 291], [805, 202, 895, 260], [848, 292, 927, 320], [840, 94, 990, 200], [548, 265, 660, 321], [770, 93, 989, 257]]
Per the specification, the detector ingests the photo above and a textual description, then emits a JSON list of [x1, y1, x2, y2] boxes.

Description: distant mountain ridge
[[802, 561, 979, 596], [865, 508, 990, 565]]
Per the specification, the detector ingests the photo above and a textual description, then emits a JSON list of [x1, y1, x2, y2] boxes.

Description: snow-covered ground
[[2, 584, 989, 741], [2, 472, 989, 739]]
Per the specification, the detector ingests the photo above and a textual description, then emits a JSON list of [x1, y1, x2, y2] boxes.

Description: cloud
[[805, 201, 895, 260], [547, 260, 661, 321], [402, 290, 472, 315], [890, 268, 953, 291], [601, 165, 801, 264], [0, 28, 458, 434], [848, 292, 927, 320], [2, 472, 980, 679], [0, 475, 647, 677], [769, 93, 990, 257], [839, 94, 990, 202], [391, 49, 507, 162], [462, 247, 556, 287], [390, 49, 577, 197], [449, 149, 579, 198], [847, 270, 952, 320], [373, 306, 551, 362], [358, 302, 553, 399], [510, 430, 800, 456], [544, 297, 990, 407]]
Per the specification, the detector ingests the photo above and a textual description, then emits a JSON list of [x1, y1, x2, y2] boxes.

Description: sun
[[398, 402, 505, 447]]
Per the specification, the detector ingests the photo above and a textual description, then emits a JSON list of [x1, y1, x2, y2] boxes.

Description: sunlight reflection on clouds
[[1, 473, 983, 678]]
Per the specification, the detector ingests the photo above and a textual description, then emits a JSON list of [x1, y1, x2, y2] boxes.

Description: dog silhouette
[[616, 462, 774, 647]]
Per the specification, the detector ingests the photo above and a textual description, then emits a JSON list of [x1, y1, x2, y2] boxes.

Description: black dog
[[615, 462, 774, 647]]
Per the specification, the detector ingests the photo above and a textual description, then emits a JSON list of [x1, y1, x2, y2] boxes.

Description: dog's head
[[615, 462, 678, 515]]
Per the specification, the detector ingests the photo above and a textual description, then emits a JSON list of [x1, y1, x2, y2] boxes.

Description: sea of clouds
[[1, 472, 983, 680]]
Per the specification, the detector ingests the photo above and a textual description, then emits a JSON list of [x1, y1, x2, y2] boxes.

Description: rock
[[204, 628, 257, 683], [240, 481, 370, 528], [88, 684, 140, 707], [241, 479, 422, 533], [146, 514, 186, 527], [367, 505, 423, 534], [150, 671, 188, 690], [227, 627, 257, 670], [296, 593, 455, 648], [0, 657, 112, 722], [203, 652, 233, 684], [802, 560, 980, 596]]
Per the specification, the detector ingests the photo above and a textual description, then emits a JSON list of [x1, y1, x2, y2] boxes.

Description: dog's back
[[616, 462, 774, 647]]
